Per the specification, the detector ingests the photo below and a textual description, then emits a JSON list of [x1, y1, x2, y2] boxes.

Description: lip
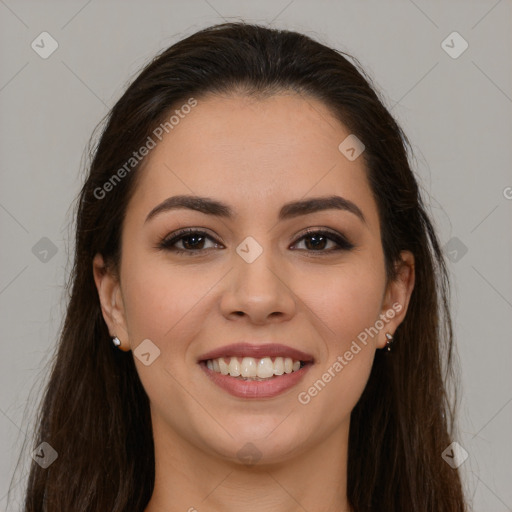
[[199, 360, 313, 399], [197, 342, 315, 399], [197, 342, 315, 363]]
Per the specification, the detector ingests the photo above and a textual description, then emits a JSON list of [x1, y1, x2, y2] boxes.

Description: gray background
[[1, 1, 511, 510]]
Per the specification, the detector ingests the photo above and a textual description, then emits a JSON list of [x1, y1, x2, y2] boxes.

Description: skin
[[93, 92, 415, 512]]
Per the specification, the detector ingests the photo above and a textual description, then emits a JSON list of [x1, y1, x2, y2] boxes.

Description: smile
[[206, 356, 303, 379], [198, 342, 314, 399]]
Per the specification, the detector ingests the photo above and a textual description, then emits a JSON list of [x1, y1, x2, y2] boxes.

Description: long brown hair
[[10, 22, 466, 511]]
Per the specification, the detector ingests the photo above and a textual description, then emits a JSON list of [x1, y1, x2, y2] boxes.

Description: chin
[[197, 416, 310, 465]]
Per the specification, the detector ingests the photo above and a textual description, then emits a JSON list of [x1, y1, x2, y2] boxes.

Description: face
[[94, 92, 414, 465]]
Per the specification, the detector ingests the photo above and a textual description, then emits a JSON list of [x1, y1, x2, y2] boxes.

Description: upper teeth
[[206, 356, 302, 378]]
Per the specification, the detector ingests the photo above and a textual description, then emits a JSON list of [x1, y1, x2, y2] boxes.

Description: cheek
[[120, 254, 206, 345], [339, 274, 385, 341], [295, 258, 386, 346], [295, 264, 384, 423]]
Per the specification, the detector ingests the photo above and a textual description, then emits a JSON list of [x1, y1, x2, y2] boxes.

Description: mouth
[[203, 355, 308, 379], [198, 343, 314, 399]]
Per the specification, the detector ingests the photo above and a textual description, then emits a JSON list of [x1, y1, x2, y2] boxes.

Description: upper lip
[[198, 343, 314, 362]]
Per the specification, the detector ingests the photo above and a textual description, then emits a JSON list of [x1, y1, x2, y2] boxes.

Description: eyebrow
[[144, 194, 367, 225]]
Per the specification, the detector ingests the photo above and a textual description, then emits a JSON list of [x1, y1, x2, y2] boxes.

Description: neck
[[144, 416, 352, 512]]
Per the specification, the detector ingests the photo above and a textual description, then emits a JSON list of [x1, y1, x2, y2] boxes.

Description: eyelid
[[291, 227, 355, 251], [157, 226, 355, 253], [157, 228, 222, 250], [293, 226, 347, 240]]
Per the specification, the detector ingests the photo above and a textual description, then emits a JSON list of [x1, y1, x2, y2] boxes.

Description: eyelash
[[156, 228, 355, 256]]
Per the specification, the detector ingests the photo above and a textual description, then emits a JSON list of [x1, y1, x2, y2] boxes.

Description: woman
[[19, 22, 467, 511]]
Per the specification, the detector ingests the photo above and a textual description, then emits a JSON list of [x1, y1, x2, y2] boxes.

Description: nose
[[219, 245, 297, 325]]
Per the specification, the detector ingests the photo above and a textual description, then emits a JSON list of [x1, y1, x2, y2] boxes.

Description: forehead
[[127, 92, 379, 230]]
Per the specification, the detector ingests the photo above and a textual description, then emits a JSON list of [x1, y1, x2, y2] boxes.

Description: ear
[[92, 253, 131, 351], [377, 250, 415, 349]]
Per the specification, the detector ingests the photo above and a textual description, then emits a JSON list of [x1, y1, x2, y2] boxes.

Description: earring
[[112, 336, 121, 348], [385, 332, 394, 352]]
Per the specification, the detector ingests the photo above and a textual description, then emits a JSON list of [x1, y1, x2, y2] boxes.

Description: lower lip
[[199, 361, 313, 399]]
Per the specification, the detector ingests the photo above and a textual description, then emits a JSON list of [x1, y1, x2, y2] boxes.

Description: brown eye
[[157, 228, 354, 256], [291, 230, 354, 253], [158, 229, 221, 255]]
